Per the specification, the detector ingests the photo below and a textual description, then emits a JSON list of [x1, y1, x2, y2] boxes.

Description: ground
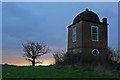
[[2, 66, 119, 79]]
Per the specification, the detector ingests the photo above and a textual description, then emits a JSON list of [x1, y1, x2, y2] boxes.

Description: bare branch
[[25, 58, 33, 62]]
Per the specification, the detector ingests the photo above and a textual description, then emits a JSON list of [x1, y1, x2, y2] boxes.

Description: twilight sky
[[2, 2, 118, 66]]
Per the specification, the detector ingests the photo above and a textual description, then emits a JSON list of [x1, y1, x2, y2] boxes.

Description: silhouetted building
[[67, 9, 108, 62]]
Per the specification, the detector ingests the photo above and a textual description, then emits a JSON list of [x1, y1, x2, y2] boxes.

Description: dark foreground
[[2, 66, 120, 80]]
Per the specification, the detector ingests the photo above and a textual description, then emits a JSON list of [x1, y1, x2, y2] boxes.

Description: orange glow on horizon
[[3, 58, 55, 66]]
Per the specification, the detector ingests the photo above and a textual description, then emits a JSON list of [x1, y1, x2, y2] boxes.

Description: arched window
[[92, 49, 99, 56]]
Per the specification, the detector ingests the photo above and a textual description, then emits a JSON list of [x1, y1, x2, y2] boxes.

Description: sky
[[2, 2, 118, 66], [0, 2, 2, 65], [1, 0, 120, 2]]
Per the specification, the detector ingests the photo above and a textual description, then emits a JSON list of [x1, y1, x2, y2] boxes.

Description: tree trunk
[[32, 58, 35, 66]]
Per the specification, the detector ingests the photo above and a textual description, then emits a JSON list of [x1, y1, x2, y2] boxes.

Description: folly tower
[[67, 9, 108, 62]]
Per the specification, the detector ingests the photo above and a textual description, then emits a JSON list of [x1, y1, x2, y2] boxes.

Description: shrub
[[77, 53, 100, 66], [53, 49, 120, 76], [53, 51, 100, 67], [63, 52, 81, 66], [53, 50, 65, 65], [108, 47, 120, 64]]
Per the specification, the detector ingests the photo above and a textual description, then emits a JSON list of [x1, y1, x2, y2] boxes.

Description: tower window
[[91, 26, 99, 41], [92, 49, 99, 56], [72, 27, 76, 43]]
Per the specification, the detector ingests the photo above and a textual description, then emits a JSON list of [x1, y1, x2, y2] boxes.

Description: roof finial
[[86, 8, 89, 11]]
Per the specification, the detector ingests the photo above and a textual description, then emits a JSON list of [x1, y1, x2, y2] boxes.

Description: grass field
[[2, 66, 119, 78]]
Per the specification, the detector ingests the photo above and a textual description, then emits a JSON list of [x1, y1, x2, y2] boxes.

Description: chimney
[[102, 18, 107, 24]]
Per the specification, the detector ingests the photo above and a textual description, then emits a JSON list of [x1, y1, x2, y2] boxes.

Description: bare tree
[[108, 47, 120, 64], [53, 50, 65, 65], [22, 41, 50, 66]]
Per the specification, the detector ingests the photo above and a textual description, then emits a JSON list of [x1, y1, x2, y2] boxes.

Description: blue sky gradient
[[2, 2, 118, 65]]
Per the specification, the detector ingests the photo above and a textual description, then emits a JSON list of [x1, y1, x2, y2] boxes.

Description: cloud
[[3, 2, 118, 49], [2, 3, 47, 37], [2, 33, 23, 50], [3, 2, 69, 50]]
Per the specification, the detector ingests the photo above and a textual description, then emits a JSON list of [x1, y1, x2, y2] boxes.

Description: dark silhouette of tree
[[108, 47, 120, 64], [53, 50, 65, 65], [22, 41, 50, 66]]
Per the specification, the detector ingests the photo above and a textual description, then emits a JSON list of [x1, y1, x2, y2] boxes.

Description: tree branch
[[25, 58, 33, 62]]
